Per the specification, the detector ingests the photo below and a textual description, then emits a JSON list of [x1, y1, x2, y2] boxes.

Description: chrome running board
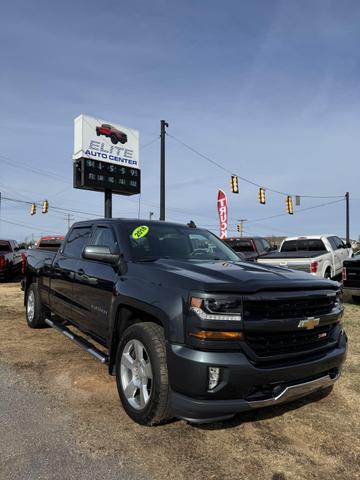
[[45, 318, 108, 364]]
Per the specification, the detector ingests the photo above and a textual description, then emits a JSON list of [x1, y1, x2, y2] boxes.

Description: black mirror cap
[[83, 245, 119, 264], [272, 245, 278, 250], [345, 242, 352, 249]]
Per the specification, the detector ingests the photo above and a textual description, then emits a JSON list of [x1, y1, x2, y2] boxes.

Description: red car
[[96, 123, 128, 145]]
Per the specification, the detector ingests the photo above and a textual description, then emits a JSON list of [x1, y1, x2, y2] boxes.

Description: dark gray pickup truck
[[22, 219, 347, 425]]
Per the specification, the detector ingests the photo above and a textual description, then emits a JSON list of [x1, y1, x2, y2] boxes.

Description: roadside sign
[[217, 189, 228, 239], [73, 114, 141, 197]]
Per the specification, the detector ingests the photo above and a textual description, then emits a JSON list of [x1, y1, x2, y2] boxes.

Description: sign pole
[[105, 189, 112, 218], [160, 120, 168, 221]]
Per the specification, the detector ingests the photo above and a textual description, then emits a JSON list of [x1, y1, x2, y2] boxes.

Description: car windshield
[[127, 224, 240, 262]]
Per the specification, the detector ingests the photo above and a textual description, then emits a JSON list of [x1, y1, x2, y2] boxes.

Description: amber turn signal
[[189, 330, 244, 341]]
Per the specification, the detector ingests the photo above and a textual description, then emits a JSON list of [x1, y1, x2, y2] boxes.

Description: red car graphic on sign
[[96, 123, 128, 145]]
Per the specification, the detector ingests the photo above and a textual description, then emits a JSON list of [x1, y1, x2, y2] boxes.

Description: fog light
[[208, 367, 220, 390]]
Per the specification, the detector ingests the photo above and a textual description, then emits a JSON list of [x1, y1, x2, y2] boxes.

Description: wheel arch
[[108, 301, 168, 375]]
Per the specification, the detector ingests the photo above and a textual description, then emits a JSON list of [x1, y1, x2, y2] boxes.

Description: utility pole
[[160, 120, 168, 221], [64, 213, 75, 231], [345, 192, 350, 244], [238, 218, 247, 237]]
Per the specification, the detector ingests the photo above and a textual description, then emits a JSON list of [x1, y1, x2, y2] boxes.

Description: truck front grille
[[243, 295, 336, 320], [245, 324, 336, 358]]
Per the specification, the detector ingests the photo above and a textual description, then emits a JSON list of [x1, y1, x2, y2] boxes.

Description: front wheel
[[26, 284, 48, 328], [115, 322, 171, 425], [110, 134, 118, 145]]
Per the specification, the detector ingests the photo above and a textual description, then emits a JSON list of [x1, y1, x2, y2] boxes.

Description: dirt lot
[[0, 282, 359, 480]]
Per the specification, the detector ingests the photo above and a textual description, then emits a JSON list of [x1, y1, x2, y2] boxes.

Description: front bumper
[[168, 331, 347, 422]]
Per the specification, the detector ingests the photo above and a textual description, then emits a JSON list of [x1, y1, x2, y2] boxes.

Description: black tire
[[115, 322, 171, 426], [110, 134, 118, 145], [26, 284, 48, 328], [324, 268, 332, 279], [352, 295, 360, 304]]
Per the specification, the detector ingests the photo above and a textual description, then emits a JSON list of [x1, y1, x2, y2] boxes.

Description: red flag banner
[[217, 189, 228, 239]]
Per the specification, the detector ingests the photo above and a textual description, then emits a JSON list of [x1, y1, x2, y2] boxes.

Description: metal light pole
[[345, 192, 350, 244], [160, 120, 168, 221]]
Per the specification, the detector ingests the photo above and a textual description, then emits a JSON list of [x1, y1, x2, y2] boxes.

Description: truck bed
[[259, 250, 326, 260]]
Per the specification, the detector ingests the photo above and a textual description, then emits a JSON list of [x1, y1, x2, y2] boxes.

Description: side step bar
[[45, 318, 109, 364]]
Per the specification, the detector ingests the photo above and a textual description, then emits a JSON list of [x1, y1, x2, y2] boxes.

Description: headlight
[[334, 289, 343, 309], [190, 296, 242, 321]]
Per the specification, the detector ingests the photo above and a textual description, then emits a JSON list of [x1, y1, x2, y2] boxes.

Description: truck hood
[[145, 259, 338, 293]]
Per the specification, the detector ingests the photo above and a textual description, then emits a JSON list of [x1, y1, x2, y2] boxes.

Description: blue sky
[[0, 0, 359, 241]]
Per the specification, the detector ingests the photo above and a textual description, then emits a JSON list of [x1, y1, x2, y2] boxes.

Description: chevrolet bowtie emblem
[[298, 318, 320, 330]]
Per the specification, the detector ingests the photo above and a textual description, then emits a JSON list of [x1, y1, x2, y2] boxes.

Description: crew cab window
[[91, 227, 119, 253], [332, 236, 345, 250], [254, 238, 265, 253], [63, 226, 91, 258], [261, 239, 272, 252]]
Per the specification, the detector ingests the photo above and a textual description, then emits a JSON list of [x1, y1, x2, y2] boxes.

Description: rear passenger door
[[72, 225, 119, 343], [50, 225, 92, 322]]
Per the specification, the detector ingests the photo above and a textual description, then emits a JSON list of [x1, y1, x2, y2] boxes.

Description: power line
[[247, 198, 345, 223], [0, 217, 62, 234], [1, 196, 101, 217], [167, 133, 345, 199]]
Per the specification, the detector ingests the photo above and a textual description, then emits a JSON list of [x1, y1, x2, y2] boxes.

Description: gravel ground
[[0, 282, 359, 480]]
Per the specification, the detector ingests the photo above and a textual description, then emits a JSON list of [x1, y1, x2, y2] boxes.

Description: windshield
[[127, 224, 240, 262]]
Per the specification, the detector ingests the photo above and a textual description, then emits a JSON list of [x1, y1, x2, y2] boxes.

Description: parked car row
[[0, 236, 65, 281], [225, 235, 353, 280]]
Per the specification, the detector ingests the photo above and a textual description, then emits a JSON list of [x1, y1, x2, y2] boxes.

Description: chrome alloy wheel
[[120, 339, 153, 410], [27, 290, 35, 322]]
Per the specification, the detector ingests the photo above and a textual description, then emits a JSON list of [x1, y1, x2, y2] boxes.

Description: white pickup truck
[[257, 235, 352, 279]]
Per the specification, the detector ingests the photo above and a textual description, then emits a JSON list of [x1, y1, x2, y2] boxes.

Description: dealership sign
[[73, 114, 140, 169], [217, 189, 228, 239], [73, 114, 141, 196]]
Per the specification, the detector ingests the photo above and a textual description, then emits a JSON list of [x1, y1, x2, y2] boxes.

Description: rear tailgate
[[257, 256, 312, 273], [343, 259, 360, 288]]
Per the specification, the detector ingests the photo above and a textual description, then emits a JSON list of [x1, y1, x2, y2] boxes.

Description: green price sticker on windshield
[[132, 225, 149, 239]]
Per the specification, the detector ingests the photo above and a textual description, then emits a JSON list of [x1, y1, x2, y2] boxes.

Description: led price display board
[[74, 158, 141, 195]]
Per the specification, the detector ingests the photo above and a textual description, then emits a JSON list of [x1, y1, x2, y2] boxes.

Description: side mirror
[[83, 245, 120, 264], [272, 245, 278, 251], [345, 242, 351, 249]]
